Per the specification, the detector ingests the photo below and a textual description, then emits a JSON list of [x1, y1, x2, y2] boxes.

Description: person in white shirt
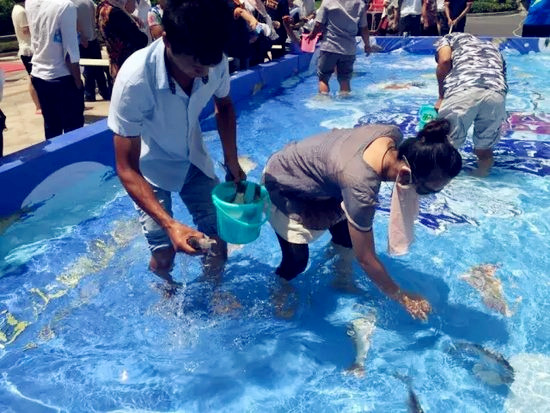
[[396, 0, 426, 36], [70, 0, 111, 101], [133, 0, 153, 43], [109, 0, 246, 289], [11, 0, 41, 114], [26, 0, 84, 140]]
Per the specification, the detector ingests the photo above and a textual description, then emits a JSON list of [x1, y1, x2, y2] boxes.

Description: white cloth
[[70, 0, 97, 42], [26, 0, 80, 80], [399, 0, 422, 17], [108, 39, 231, 192], [388, 168, 419, 256], [11, 4, 33, 57], [269, 203, 326, 244], [133, 0, 152, 44]]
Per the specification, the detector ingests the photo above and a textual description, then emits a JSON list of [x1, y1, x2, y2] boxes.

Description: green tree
[[0, 0, 15, 36]]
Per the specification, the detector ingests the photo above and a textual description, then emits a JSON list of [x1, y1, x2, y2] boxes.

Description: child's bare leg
[[319, 80, 330, 94], [338, 79, 351, 94]]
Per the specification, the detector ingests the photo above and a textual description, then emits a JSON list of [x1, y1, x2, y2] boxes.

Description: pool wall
[[0, 36, 546, 217]]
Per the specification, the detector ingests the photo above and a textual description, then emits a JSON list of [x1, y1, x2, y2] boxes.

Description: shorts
[[20, 55, 32, 75], [135, 164, 220, 252], [439, 87, 506, 150], [317, 51, 355, 83], [269, 203, 346, 245]]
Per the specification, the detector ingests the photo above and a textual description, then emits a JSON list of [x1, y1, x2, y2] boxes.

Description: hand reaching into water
[[364, 43, 382, 56], [394, 290, 432, 320], [166, 221, 205, 255]]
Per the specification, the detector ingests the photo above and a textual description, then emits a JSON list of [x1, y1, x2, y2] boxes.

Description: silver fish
[[459, 264, 513, 316], [345, 312, 376, 377], [451, 341, 514, 386], [238, 155, 258, 175], [407, 386, 425, 413], [395, 374, 425, 413]]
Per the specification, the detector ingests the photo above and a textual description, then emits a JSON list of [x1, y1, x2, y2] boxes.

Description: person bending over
[[108, 0, 246, 290], [435, 33, 507, 177], [263, 120, 462, 319]]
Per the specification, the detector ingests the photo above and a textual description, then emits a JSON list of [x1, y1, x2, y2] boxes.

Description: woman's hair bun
[[418, 119, 451, 144]]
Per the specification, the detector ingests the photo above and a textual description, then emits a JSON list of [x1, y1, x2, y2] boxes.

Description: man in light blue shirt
[[108, 0, 245, 288]]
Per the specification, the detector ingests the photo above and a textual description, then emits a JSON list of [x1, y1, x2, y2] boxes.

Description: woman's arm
[[348, 222, 432, 320]]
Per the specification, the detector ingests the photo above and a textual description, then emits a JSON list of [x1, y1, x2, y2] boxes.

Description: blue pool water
[[1, 46, 550, 412]]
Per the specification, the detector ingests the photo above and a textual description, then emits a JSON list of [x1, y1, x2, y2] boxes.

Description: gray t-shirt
[[315, 0, 368, 56], [435, 33, 507, 99], [264, 124, 403, 231]]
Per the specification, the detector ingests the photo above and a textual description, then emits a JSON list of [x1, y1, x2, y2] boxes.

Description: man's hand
[[394, 290, 432, 320], [165, 221, 206, 255], [75, 77, 84, 90], [434, 98, 443, 111], [224, 159, 246, 183]]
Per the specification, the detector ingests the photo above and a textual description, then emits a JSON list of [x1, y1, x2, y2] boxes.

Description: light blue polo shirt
[[108, 39, 230, 192]]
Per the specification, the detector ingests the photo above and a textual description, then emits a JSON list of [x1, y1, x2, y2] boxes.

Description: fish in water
[[345, 312, 376, 377], [238, 155, 258, 175], [450, 341, 515, 386], [459, 264, 513, 316], [382, 81, 427, 90], [407, 385, 425, 413], [395, 374, 425, 413]]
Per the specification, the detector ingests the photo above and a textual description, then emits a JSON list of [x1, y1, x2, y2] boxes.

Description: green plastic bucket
[[211, 181, 271, 244], [418, 104, 438, 130]]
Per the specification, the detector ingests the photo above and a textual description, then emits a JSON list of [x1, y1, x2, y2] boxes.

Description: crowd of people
[[2, 0, 510, 323], [377, 0, 473, 36]]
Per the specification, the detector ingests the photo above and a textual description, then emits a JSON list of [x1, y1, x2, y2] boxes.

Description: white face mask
[[388, 161, 419, 256]]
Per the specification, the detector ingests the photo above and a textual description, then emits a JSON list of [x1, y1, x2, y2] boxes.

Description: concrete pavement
[[465, 11, 527, 37], [0, 58, 110, 156]]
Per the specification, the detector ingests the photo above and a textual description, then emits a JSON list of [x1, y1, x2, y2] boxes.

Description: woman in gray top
[[264, 120, 462, 320]]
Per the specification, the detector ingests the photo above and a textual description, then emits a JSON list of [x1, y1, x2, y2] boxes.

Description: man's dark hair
[[162, 0, 232, 66]]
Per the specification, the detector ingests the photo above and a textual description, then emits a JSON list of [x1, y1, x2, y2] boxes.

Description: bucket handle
[[215, 197, 271, 228]]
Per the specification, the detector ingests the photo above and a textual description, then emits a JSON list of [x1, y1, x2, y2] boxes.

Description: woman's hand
[[394, 290, 432, 320]]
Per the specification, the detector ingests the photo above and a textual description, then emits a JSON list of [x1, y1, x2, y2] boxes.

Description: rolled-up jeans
[[135, 164, 220, 253]]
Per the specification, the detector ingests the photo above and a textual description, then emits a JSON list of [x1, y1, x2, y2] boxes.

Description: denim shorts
[[135, 164, 220, 252], [317, 51, 356, 83]]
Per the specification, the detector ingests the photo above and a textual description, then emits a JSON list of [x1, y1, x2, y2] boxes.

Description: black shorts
[[20, 55, 32, 75]]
